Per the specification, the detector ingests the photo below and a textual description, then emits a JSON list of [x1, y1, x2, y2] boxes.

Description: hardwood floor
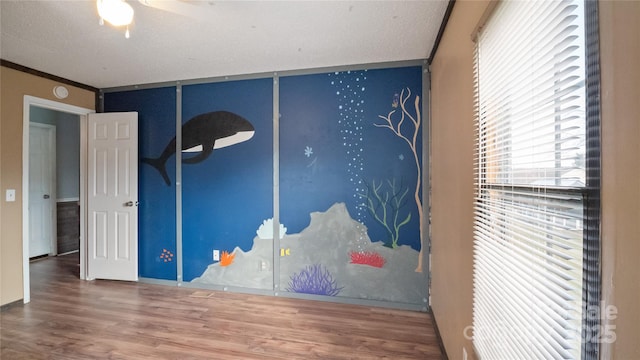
[[1, 254, 443, 359]]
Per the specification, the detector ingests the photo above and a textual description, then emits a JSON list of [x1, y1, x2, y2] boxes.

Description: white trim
[[22, 95, 94, 304], [79, 114, 88, 281], [57, 249, 79, 256]]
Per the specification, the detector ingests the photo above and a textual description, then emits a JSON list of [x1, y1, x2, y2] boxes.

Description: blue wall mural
[[180, 79, 273, 284], [280, 67, 423, 251], [277, 67, 426, 304], [104, 87, 178, 280], [103, 65, 427, 306]]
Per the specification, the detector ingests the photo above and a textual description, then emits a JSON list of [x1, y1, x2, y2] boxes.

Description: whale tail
[[141, 157, 171, 186]]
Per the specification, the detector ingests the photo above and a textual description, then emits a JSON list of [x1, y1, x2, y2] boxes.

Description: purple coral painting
[[287, 264, 343, 296]]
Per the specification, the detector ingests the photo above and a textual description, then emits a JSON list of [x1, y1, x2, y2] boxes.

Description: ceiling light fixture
[[97, 0, 134, 38]]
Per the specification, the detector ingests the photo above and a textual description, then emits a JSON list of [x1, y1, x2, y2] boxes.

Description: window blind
[[473, 0, 593, 359]]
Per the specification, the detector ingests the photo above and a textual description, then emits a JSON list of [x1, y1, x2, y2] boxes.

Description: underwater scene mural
[[195, 67, 426, 304], [104, 65, 427, 306], [104, 87, 178, 280], [279, 67, 426, 303], [180, 79, 273, 286]]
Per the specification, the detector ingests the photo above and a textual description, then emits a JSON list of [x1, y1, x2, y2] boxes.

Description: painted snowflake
[[304, 146, 313, 157]]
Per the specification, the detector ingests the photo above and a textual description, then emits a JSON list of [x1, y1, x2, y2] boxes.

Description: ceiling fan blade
[[138, 0, 210, 20]]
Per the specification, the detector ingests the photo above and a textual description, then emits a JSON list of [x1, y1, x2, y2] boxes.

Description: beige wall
[[0, 66, 95, 306], [599, 1, 640, 358], [430, 1, 640, 359], [430, 1, 488, 359]]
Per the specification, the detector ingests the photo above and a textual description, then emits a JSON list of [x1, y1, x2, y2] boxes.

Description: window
[[472, 0, 600, 359]]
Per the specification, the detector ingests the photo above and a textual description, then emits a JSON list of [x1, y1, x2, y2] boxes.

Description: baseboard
[[431, 311, 449, 360], [29, 254, 49, 262], [58, 250, 79, 256], [0, 299, 24, 312]]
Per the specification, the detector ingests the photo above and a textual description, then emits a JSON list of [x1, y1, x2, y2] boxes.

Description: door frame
[[22, 95, 94, 304], [28, 122, 57, 258]]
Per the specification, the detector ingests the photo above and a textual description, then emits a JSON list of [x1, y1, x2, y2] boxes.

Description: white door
[[29, 123, 56, 258], [87, 112, 139, 281]]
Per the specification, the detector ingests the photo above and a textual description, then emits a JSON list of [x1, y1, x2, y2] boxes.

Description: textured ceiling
[[0, 0, 449, 89]]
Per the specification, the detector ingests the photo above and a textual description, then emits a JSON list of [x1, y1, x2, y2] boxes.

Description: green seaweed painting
[[375, 87, 424, 272], [360, 179, 411, 249]]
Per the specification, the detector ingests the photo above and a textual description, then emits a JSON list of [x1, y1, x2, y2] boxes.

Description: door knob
[[124, 201, 139, 207], [43, 194, 50, 199]]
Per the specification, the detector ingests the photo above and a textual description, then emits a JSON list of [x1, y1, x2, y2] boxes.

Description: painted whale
[[142, 111, 255, 186]]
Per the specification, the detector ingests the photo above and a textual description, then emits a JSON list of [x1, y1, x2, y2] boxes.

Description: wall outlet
[[213, 249, 220, 261], [5, 189, 16, 202]]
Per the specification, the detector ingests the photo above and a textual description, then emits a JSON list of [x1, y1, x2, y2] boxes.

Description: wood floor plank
[[1, 254, 443, 359]]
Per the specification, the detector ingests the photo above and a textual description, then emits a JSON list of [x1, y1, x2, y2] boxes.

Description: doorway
[[22, 95, 93, 303], [29, 107, 84, 259]]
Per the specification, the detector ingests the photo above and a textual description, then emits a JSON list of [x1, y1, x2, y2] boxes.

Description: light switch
[[6, 189, 16, 202]]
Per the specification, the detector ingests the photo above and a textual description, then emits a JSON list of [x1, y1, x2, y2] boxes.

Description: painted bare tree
[[375, 88, 424, 273]]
